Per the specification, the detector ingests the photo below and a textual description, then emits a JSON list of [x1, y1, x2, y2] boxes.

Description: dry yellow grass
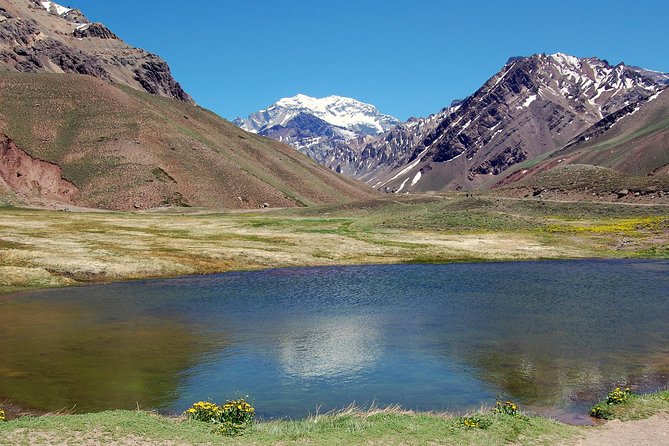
[[0, 209, 571, 294], [1, 195, 666, 294]]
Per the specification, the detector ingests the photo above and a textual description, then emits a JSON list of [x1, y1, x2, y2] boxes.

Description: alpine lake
[[1, 260, 667, 424]]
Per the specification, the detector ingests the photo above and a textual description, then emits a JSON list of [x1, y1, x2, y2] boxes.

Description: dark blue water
[[1, 260, 668, 423]]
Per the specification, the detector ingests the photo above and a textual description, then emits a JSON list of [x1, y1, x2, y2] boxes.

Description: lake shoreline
[[1, 255, 646, 298], [1, 197, 667, 445]]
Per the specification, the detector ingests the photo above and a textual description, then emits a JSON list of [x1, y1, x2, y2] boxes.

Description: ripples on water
[[0, 260, 667, 422]]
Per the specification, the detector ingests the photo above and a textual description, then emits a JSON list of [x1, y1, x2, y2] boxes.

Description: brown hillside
[[0, 72, 376, 210], [551, 89, 669, 175], [494, 89, 669, 199]]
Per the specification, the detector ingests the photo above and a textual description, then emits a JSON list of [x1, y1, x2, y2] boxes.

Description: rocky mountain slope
[[358, 54, 668, 193], [550, 88, 669, 176], [0, 72, 376, 210], [496, 87, 669, 196], [0, 0, 191, 102], [234, 94, 399, 174]]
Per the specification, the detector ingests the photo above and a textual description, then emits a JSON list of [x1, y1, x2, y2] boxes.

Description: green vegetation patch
[[0, 196, 667, 297], [63, 155, 122, 186], [0, 408, 580, 446], [543, 216, 668, 236], [2, 389, 668, 445], [590, 389, 669, 421]]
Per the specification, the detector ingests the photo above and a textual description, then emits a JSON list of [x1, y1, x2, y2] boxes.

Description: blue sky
[[75, 1, 669, 121]]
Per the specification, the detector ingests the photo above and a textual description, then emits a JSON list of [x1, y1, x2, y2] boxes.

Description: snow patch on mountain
[[517, 94, 537, 110], [273, 94, 398, 135], [411, 171, 422, 186], [40, 1, 71, 16]]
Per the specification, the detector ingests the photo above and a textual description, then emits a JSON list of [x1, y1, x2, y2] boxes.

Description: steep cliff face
[[0, 0, 192, 103], [357, 54, 668, 192], [255, 112, 356, 169]]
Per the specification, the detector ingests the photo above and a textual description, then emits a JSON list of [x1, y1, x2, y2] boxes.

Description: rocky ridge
[[496, 87, 669, 197], [357, 53, 668, 192], [0, 0, 192, 103]]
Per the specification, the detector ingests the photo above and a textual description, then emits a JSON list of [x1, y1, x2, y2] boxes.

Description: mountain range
[[361, 54, 669, 193], [237, 54, 669, 194], [0, 0, 667, 210]]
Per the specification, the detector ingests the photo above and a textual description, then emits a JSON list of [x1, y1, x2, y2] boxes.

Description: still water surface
[[1, 260, 668, 422]]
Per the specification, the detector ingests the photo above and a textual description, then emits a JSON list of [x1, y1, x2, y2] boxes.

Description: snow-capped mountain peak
[[549, 52, 581, 68], [236, 94, 400, 137], [234, 94, 400, 176]]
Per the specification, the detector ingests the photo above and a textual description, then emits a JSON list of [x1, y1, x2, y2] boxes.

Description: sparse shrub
[[212, 420, 249, 436], [605, 387, 632, 405], [184, 401, 222, 423], [457, 415, 492, 429], [589, 387, 633, 419], [184, 398, 255, 436], [589, 403, 614, 420], [220, 399, 255, 427], [493, 400, 520, 416]]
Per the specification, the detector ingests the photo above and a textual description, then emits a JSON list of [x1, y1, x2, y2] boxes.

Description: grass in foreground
[[2, 391, 668, 445], [0, 407, 580, 446]]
